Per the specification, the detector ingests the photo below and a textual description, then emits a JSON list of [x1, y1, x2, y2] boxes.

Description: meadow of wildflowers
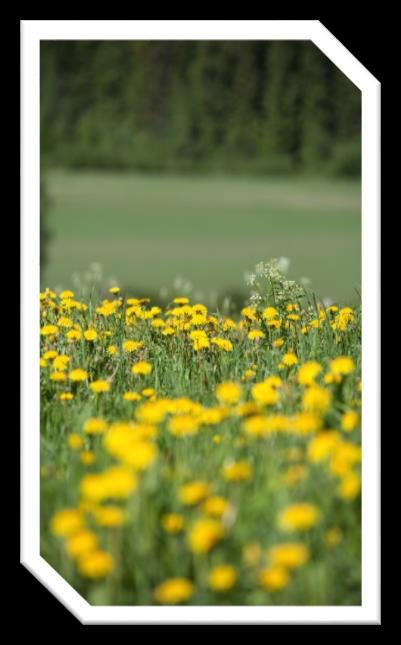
[[40, 259, 361, 606]]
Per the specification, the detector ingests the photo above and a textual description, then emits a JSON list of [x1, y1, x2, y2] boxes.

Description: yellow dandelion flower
[[59, 392, 74, 401], [240, 306, 256, 321], [302, 385, 332, 413], [211, 337, 233, 352], [335, 307, 355, 330], [323, 371, 342, 384], [154, 578, 194, 604], [123, 391, 141, 402], [222, 460, 252, 482], [69, 368, 88, 382], [162, 326, 175, 336], [341, 410, 359, 432], [131, 361, 152, 375], [329, 442, 361, 477], [259, 566, 289, 591], [208, 565, 237, 591], [77, 549, 114, 578], [192, 303, 208, 316], [142, 387, 155, 398], [297, 361, 322, 385], [94, 505, 125, 527], [191, 313, 208, 326], [190, 329, 209, 350], [66, 529, 98, 559], [338, 472, 361, 500], [136, 400, 170, 424], [200, 406, 229, 426], [242, 369, 256, 381], [84, 328, 98, 342], [103, 423, 157, 468], [68, 433, 83, 450], [307, 431, 339, 463], [52, 355, 70, 371], [251, 381, 279, 406], [291, 412, 322, 435], [89, 380, 110, 394], [57, 316, 74, 328], [50, 371, 67, 382], [187, 518, 224, 553], [83, 417, 107, 435], [123, 339, 144, 353], [267, 543, 309, 569], [179, 481, 212, 506], [151, 318, 165, 329], [60, 290, 74, 299], [169, 415, 199, 437], [80, 450, 95, 465], [330, 356, 355, 376], [282, 352, 298, 366], [278, 503, 320, 532], [248, 329, 265, 341], [80, 466, 137, 502], [262, 307, 279, 321], [266, 375, 283, 389], [201, 496, 230, 518], [40, 324, 59, 336], [51, 508, 84, 537], [66, 329, 82, 342], [234, 401, 259, 418], [43, 350, 58, 360], [222, 317, 237, 331], [119, 441, 157, 471], [161, 513, 184, 533], [215, 381, 242, 405], [242, 415, 273, 438]]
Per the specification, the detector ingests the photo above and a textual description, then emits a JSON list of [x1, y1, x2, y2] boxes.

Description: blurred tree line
[[40, 41, 361, 176]]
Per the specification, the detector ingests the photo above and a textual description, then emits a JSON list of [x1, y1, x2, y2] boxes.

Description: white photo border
[[21, 19, 380, 624]]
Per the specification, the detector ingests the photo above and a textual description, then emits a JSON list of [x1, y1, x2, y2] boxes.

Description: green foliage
[[40, 168, 51, 268], [40, 41, 361, 176], [40, 273, 362, 606], [327, 139, 362, 177]]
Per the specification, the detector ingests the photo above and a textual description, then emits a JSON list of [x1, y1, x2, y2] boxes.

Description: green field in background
[[43, 170, 361, 305]]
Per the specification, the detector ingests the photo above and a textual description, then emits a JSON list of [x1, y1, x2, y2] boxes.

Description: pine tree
[[298, 42, 332, 171], [40, 40, 361, 176]]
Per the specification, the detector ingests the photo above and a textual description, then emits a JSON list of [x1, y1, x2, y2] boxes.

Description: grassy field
[[43, 171, 361, 305], [40, 262, 361, 606]]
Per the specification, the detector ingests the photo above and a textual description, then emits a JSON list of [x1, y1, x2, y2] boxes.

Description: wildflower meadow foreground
[[40, 260, 361, 606]]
